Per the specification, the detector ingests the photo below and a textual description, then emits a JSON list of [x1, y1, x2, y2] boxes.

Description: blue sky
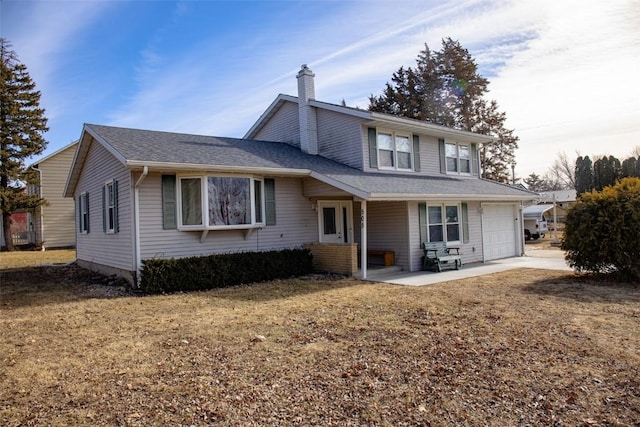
[[2, 0, 639, 178]]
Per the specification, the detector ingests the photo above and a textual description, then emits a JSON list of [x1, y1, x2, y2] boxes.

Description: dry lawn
[[1, 251, 639, 426]]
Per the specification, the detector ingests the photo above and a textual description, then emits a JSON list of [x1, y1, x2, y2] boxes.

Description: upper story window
[[177, 175, 275, 230], [445, 142, 471, 174], [376, 130, 413, 171]]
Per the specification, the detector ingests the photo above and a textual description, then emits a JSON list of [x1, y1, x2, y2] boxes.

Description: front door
[[318, 201, 353, 244]]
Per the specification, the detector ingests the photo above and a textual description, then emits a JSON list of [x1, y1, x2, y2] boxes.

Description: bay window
[[177, 175, 268, 229]]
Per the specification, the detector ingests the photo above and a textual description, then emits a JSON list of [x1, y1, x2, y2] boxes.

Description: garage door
[[482, 204, 518, 261]]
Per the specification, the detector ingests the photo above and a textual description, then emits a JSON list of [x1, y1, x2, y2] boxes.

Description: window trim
[[444, 141, 472, 175], [79, 192, 89, 234], [419, 202, 463, 245], [104, 180, 116, 234], [176, 174, 266, 231], [376, 129, 413, 172]]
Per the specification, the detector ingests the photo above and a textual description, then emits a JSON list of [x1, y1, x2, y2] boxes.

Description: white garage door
[[482, 204, 518, 261]]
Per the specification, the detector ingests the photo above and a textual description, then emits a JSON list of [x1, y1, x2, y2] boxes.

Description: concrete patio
[[365, 249, 573, 286]]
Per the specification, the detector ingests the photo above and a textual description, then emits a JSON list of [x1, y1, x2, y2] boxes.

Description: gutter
[[133, 166, 149, 286]]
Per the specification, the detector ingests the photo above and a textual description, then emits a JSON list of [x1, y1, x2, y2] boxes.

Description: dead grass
[[0, 248, 76, 270], [1, 253, 639, 426]]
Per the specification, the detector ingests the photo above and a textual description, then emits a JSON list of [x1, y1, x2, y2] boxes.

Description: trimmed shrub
[[562, 177, 640, 281], [139, 248, 313, 294]]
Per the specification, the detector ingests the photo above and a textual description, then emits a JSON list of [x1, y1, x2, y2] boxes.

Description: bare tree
[[545, 152, 575, 190]]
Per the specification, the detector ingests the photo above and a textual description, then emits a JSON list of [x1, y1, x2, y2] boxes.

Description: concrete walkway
[[366, 249, 573, 286]]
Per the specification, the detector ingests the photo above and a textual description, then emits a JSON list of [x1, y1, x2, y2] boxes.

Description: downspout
[[134, 166, 149, 286], [30, 165, 45, 247]]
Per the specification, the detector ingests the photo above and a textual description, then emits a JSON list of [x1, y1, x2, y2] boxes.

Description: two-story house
[[64, 65, 534, 284]]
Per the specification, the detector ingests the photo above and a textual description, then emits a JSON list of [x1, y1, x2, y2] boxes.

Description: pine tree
[[621, 156, 639, 178], [523, 173, 547, 192], [0, 39, 49, 251], [593, 156, 621, 191], [369, 38, 518, 183], [575, 155, 594, 195]]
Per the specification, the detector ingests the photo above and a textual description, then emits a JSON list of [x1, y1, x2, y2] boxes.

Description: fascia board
[[368, 193, 537, 202], [125, 160, 311, 177]]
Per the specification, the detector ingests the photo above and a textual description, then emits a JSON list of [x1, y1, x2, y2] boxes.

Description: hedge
[[139, 248, 313, 294], [562, 177, 640, 281]]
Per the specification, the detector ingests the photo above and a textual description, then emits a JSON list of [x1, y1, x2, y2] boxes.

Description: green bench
[[422, 241, 462, 272]]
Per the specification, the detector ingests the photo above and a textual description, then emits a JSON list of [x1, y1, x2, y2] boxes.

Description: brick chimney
[[296, 64, 318, 155]]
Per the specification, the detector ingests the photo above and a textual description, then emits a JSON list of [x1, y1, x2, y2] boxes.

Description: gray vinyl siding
[[316, 109, 364, 169], [74, 142, 134, 271], [417, 134, 441, 175], [138, 174, 318, 260], [407, 200, 484, 271], [252, 101, 300, 148], [302, 177, 352, 198], [36, 144, 77, 247], [365, 201, 410, 270]]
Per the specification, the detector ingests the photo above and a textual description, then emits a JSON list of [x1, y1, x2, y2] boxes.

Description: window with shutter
[[162, 175, 177, 229]]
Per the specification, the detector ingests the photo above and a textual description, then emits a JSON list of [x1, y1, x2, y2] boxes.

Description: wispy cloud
[[4, 0, 638, 174]]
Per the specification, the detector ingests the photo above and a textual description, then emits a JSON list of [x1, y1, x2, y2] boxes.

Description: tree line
[[523, 151, 640, 194]]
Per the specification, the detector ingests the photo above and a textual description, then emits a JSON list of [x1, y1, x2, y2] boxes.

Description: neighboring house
[[0, 212, 31, 248], [64, 65, 535, 284], [538, 189, 577, 223], [28, 141, 78, 248]]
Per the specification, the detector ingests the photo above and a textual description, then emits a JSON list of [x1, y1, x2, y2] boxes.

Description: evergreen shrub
[[140, 248, 313, 294], [562, 178, 640, 281]]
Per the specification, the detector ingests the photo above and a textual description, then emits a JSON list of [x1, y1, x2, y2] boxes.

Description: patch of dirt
[[1, 262, 639, 426]]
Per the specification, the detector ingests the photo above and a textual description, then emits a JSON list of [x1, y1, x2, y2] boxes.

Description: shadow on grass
[[522, 272, 640, 303], [204, 274, 365, 303], [0, 266, 366, 309], [0, 265, 131, 309]]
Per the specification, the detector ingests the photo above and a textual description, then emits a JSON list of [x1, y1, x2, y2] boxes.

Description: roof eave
[[368, 193, 535, 202], [125, 160, 312, 177]]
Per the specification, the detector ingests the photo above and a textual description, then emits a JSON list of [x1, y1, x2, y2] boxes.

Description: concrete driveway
[[367, 249, 573, 286]]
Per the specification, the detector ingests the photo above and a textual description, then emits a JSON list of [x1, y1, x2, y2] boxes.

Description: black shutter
[[413, 135, 421, 172], [471, 144, 479, 177], [85, 193, 90, 233], [439, 138, 446, 174], [418, 203, 427, 244], [265, 178, 276, 226], [102, 186, 106, 233], [161, 175, 177, 229], [113, 179, 119, 233], [368, 128, 378, 168], [77, 196, 82, 232], [461, 203, 469, 243]]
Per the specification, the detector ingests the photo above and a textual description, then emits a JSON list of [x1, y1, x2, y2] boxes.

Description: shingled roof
[[65, 124, 535, 202]]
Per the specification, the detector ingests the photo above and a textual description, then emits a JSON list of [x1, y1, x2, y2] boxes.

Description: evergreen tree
[[0, 39, 49, 251], [575, 155, 594, 195], [369, 38, 517, 183], [593, 156, 621, 191], [621, 156, 639, 178], [523, 173, 547, 192]]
